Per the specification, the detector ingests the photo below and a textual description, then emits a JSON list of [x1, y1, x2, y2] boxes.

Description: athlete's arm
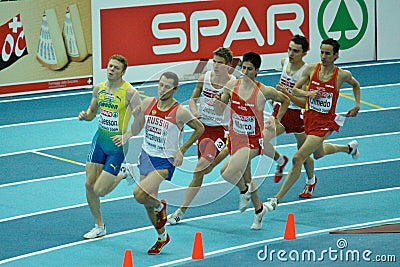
[[78, 85, 99, 121], [213, 80, 233, 114], [189, 75, 205, 118], [262, 85, 289, 122], [173, 106, 205, 166], [130, 97, 152, 136], [342, 70, 361, 117]]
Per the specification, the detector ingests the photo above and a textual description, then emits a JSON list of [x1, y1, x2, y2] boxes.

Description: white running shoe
[[83, 224, 106, 239], [120, 163, 136, 185], [239, 185, 252, 212], [251, 203, 269, 230], [265, 197, 278, 211], [348, 140, 360, 160], [167, 208, 185, 225]]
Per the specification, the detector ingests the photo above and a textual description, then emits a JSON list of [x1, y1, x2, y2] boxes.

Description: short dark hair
[[242, 52, 261, 69], [160, 71, 179, 87], [321, 38, 340, 54], [291, 34, 309, 52]]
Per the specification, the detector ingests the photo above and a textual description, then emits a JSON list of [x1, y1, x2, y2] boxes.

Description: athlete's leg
[[275, 133, 330, 202], [294, 132, 315, 179]]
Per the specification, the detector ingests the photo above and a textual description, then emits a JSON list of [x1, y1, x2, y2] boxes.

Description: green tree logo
[[318, 0, 368, 49]]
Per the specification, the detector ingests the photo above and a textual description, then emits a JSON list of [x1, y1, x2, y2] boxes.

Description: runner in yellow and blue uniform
[[78, 54, 141, 239]]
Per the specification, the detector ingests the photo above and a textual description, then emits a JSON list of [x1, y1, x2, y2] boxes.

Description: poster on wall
[[0, 0, 92, 96]]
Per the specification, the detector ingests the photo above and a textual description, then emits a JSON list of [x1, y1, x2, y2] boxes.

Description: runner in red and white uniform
[[129, 72, 204, 255], [263, 35, 317, 198], [215, 51, 289, 230], [167, 47, 238, 225], [265, 38, 361, 211]]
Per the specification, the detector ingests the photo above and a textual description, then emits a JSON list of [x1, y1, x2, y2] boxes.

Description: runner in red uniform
[[215, 51, 289, 230], [265, 38, 361, 210]]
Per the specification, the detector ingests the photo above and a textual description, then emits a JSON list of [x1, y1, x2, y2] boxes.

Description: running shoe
[[239, 185, 252, 212], [299, 177, 318, 198], [83, 224, 106, 239], [265, 197, 278, 211], [251, 203, 269, 230], [148, 234, 171, 255], [167, 208, 185, 225], [154, 199, 167, 229], [274, 155, 289, 183], [120, 163, 136, 185], [348, 140, 360, 160]]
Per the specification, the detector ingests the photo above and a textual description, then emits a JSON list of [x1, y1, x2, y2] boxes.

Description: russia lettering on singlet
[[143, 99, 183, 158]]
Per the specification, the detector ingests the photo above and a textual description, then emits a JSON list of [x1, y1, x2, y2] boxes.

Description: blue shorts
[[87, 132, 125, 176], [137, 149, 175, 181]]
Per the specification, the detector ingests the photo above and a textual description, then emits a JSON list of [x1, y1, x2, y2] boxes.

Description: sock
[[158, 231, 167, 240], [306, 175, 316, 185], [276, 155, 285, 166], [240, 184, 249, 194], [154, 201, 164, 212], [255, 203, 264, 214]]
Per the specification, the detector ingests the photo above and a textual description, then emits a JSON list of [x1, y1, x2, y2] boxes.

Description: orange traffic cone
[[284, 213, 296, 240], [122, 249, 133, 267], [192, 232, 204, 260]]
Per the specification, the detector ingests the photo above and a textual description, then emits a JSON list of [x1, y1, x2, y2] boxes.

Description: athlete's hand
[[111, 132, 131, 147], [264, 116, 277, 132], [173, 150, 184, 166], [276, 83, 288, 95], [193, 111, 202, 119], [345, 106, 360, 117], [78, 110, 89, 121], [307, 89, 322, 99]]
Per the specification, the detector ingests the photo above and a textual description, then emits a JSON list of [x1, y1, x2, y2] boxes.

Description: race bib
[[214, 138, 226, 152], [232, 113, 256, 135], [309, 91, 333, 114], [99, 108, 119, 132]]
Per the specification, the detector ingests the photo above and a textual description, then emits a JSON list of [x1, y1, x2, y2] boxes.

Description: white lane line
[[0, 161, 398, 223], [1, 131, 398, 158], [0, 172, 85, 188], [1, 187, 398, 265]]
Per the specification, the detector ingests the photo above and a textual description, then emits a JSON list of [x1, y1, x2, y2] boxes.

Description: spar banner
[[92, 0, 375, 85], [0, 0, 92, 96]]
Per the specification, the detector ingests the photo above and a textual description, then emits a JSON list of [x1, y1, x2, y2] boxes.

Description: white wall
[[376, 0, 400, 60]]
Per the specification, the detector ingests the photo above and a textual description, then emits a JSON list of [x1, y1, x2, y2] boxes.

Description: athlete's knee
[[292, 153, 305, 167], [133, 186, 148, 204], [313, 152, 324, 160], [93, 185, 108, 197]]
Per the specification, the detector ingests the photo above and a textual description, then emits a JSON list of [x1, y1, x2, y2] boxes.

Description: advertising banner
[[0, 0, 92, 96], [93, 0, 375, 85]]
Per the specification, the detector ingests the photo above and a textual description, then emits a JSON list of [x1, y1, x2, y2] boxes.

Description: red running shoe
[[274, 155, 289, 183], [155, 199, 167, 229], [148, 234, 170, 255], [299, 177, 318, 198]]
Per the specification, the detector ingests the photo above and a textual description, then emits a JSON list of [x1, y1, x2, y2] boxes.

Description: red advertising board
[[100, 0, 309, 68]]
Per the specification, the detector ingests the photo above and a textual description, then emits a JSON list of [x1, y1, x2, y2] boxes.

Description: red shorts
[[303, 111, 340, 137], [273, 105, 304, 133], [197, 124, 227, 162], [227, 134, 262, 155]]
